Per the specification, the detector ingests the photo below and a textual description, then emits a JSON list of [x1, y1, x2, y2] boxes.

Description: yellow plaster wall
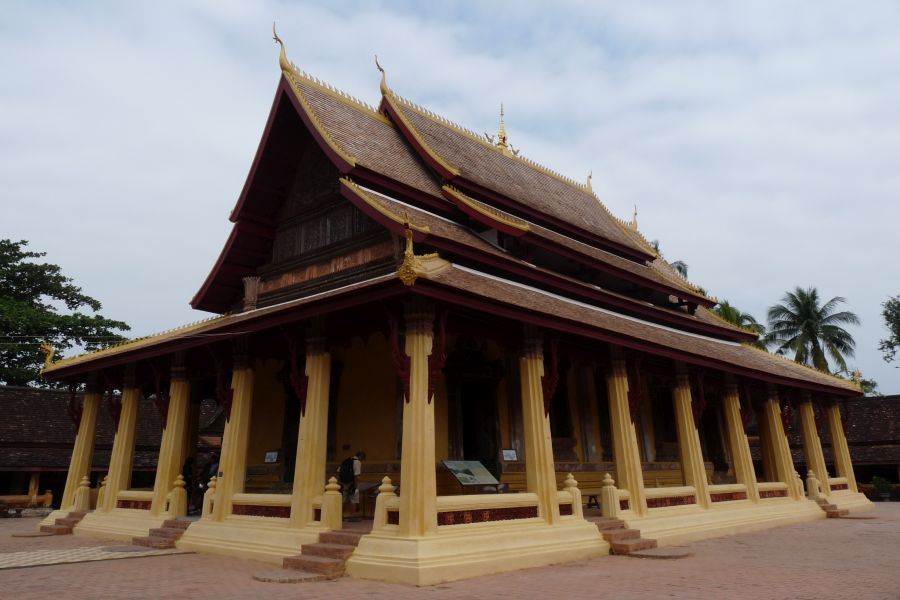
[[334, 333, 398, 462], [246, 359, 287, 467]]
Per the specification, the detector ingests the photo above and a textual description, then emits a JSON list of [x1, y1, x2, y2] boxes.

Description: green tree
[[879, 295, 900, 365], [766, 287, 859, 373], [0, 240, 130, 386], [713, 300, 767, 349]]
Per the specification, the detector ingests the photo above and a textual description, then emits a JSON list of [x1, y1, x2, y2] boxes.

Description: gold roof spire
[[272, 22, 291, 73], [630, 205, 638, 229], [375, 55, 389, 95], [497, 103, 508, 151], [586, 170, 593, 193]]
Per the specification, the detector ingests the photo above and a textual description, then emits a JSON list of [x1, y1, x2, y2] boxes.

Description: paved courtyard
[[1, 505, 898, 600]]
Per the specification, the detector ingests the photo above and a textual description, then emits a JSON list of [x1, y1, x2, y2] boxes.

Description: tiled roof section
[[419, 265, 859, 394], [843, 395, 900, 444], [294, 79, 444, 198], [354, 185, 740, 338], [390, 97, 649, 255]]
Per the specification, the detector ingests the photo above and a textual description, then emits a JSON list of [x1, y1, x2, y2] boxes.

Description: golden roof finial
[[497, 103, 508, 151], [586, 170, 593, 194], [272, 22, 291, 73], [630, 205, 638, 229], [375, 55, 389, 95], [39, 342, 55, 370], [851, 368, 862, 383]]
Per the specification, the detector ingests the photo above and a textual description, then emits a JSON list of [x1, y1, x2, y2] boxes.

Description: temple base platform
[[828, 490, 875, 513], [628, 497, 824, 546], [345, 518, 607, 586], [73, 509, 170, 542], [176, 516, 325, 564]]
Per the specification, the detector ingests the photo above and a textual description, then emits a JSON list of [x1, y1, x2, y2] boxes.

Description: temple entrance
[[446, 337, 504, 481]]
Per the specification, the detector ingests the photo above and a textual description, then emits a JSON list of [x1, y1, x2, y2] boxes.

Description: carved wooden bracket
[[739, 382, 754, 433], [541, 337, 559, 416], [388, 313, 411, 402], [426, 311, 448, 404], [282, 329, 310, 416], [67, 384, 82, 432], [150, 363, 170, 427], [103, 374, 122, 429], [690, 369, 707, 429], [625, 354, 643, 423], [780, 395, 794, 434]]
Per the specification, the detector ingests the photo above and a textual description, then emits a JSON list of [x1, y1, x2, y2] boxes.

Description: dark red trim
[[441, 187, 528, 237], [381, 98, 459, 181], [408, 280, 860, 397]]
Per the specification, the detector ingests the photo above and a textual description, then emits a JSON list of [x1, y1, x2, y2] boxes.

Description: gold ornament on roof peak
[[272, 22, 291, 73], [39, 342, 55, 370], [586, 170, 593, 193], [484, 103, 519, 157], [630, 205, 638, 230], [375, 55, 390, 95]]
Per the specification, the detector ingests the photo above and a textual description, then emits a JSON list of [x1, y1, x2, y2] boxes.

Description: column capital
[[521, 324, 543, 360], [306, 318, 328, 355], [403, 300, 434, 335]]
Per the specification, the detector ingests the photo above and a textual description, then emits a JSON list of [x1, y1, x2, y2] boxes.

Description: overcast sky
[[2, 1, 898, 392]]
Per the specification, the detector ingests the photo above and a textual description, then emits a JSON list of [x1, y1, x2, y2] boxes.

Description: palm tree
[[713, 300, 767, 349], [766, 287, 860, 373]]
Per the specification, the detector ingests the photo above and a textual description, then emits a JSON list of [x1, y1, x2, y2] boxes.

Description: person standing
[[338, 450, 366, 519]]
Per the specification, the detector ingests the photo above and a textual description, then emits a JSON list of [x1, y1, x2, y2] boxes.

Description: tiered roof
[[42, 36, 861, 397]]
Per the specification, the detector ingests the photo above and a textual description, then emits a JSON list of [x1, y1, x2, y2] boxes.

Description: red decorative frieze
[[437, 505, 539, 526], [541, 338, 559, 416], [231, 504, 291, 518], [386, 510, 399, 525], [427, 311, 448, 403], [388, 314, 411, 402], [559, 503, 573, 516], [711, 491, 748, 503], [759, 489, 788, 499], [117, 499, 151, 510], [831, 483, 849, 491], [646, 495, 696, 509]]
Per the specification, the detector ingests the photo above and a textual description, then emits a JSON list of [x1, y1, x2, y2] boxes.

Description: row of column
[[58, 309, 859, 531]]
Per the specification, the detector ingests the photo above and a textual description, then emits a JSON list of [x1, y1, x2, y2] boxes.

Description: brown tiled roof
[[349, 184, 745, 340], [297, 80, 444, 199], [843, 395, 900, 444], [389, 96, 651, 257], [415, 263, 859, 394]]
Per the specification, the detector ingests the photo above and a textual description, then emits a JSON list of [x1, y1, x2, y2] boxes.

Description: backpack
[[338, 456, 355, 484]]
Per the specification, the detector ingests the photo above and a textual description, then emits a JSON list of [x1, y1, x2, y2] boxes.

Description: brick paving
[[1, 505, 898, 600]]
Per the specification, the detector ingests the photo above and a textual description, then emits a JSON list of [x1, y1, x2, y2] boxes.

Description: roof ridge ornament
[[272, 22, 291, 73], [630, 205, 638, 229], [586, 170, 593, 193], [375, 55, 390, 95]]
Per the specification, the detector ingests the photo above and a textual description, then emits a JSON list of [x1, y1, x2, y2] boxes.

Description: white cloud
[[1, 0, 898, 390]]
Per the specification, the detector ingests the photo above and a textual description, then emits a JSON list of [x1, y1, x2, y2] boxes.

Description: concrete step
[[40, 524, 73, 535], [132, 535, 176, 549], [67, 511, 87, 519], [301, 542, 355, 560], [600, 528, 641, 542], [318, 531, 364, 547], [162, 519, 192, 530], [283, 554, 345, 578], [590, 517, 626, 531], [819, 504, 838, 511], [610, 537, 658, 555], [826, 509, 850, 518], [148, 527, 185, 539], [55, 517, 82, 527]]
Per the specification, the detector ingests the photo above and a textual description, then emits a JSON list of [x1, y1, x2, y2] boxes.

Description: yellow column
[[289, 331, 332, 528], [826, 402, 858, 493], [213, 355, 255, 520], [520, 327, 560, 524], [672, 366, 711, 508], [399, 303, 438, 537], [798, 394, 830, 497], [102, 379, 140, 512], [60, 388, 101, 511], [762, 390, 803, 499], [606, 348, 647, 516], [150, 363, 192, 516], [721, 383, 760, 502]]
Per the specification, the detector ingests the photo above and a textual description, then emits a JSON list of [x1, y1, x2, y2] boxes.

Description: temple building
[[37, 35, 871, 585]]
